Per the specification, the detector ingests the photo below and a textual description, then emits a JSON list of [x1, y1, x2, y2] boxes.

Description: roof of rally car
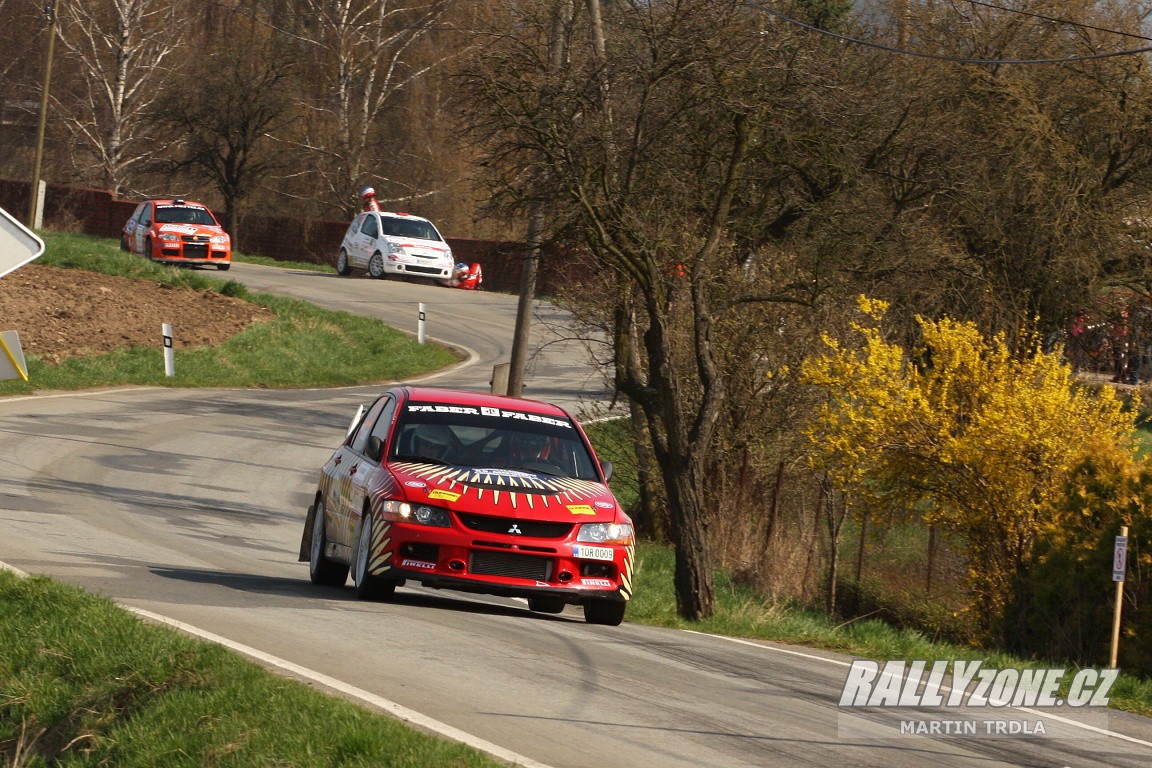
[[395, 386, 574, 418]]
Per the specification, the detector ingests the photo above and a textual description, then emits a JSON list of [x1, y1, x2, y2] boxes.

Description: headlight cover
[[377, 499, 450, 527], [210, 234, 229, 244], [577, 522, 634, 545], [159, 233, 179, 241]]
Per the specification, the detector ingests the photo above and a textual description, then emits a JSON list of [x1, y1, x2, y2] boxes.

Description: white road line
[[128, 607, 554, 768], [688, 630, 1152, 749]]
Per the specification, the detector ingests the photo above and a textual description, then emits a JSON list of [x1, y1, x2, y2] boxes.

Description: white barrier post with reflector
[[162, 323, 175, 377], [0, 331, 28, 382], [418, 303, 426, 345]]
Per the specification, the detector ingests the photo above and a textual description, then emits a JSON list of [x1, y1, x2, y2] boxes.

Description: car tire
[[353, 510, 397, 601], [119, 235, 130, 252], [217, 263, 230, 271], [528, 597, 566, 614], [144, 236, 154, 261], [367, 252, 387, 279], [309, 496, 349, 587], [336, 249, 352, 276], [583, 599, 626, 626]]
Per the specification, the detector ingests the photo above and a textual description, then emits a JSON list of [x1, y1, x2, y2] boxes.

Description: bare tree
[[279, 0, 457, 214], [158, 17, 296, 241], [53, 0, 189, 196]]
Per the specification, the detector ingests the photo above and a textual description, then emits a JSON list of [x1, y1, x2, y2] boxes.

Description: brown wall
[[0, 178, 591, 296]]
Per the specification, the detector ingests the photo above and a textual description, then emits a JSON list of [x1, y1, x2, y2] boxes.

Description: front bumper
[[370, 523, 633, 604]]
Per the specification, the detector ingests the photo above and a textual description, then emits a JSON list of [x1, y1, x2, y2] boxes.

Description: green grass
[[0, 571, 503, 767], [0, 232, 457, 395]]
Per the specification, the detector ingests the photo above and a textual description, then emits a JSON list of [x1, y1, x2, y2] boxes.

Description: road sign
[[0, 204, 45, 279], [0, 331, 28, 381], [1114, 535, 1128, 582]]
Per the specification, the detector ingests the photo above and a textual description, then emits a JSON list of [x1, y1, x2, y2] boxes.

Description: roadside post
[[1109, 525, 1128, 668], [418, 303, 426, 345], [0, 204, 46, 382], [162, 323, 175, 377]]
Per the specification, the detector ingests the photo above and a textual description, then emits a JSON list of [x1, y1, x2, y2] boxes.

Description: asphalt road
[[1, 264, 1150, 767]]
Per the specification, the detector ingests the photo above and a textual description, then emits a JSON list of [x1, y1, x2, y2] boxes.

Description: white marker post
[[162, 323, 175, 377], [417, 303, 426, 345], [1109, 525, 1128, 668]]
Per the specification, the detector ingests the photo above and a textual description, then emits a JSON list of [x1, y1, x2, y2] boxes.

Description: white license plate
[[573, 545, 613, 561]]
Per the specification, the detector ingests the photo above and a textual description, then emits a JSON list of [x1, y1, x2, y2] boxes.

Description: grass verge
[[0, 232, 457, 395], [581, 420, 1152, 718], [0, 571, 503, 768]]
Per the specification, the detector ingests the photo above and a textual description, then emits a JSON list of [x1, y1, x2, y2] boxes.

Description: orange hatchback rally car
[[121, 198, 232, 270]]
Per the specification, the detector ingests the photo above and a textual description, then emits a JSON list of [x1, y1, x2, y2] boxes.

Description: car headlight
[[210, 235, 229, 244], [386, 241, 406, 255], [577, 522, 634, 545], [378, 500, 451, 527], [159, 233, 179, 241]]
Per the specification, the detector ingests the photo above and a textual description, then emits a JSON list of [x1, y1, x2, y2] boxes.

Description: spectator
[[1068, 308, 1087, 372]]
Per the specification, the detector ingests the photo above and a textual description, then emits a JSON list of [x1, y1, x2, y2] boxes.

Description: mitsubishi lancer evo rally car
[[121, 198, 232, 270], [300, 386, 635, 625]]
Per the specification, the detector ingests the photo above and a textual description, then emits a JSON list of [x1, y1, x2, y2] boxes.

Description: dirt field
[[0, 264, 273, 364]]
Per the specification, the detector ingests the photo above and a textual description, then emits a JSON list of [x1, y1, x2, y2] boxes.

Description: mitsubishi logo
[[508, 524, 523, 535]]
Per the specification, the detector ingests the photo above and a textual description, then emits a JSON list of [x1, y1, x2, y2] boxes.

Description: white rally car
[[336, 210, 454, 281]]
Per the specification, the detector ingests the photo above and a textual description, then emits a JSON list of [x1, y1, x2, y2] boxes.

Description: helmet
[[412, 424, 454, 462], [360, 186, 376, 201]]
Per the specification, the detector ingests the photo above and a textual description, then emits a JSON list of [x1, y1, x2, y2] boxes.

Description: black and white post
[[417, 303, 426, 345], [162, 323, 174, 377]]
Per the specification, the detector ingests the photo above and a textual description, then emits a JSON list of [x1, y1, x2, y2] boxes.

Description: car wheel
[[144, 237, 154, 260], [336, 249, 352, 276], [367, 252, 387, 279], [583, 599, 626, 626], [353, 510, 397, 601], [528, 597, 566, 614], [119, 235, 130, 252], [217, 263, 230, 271], [309, 496, 349, 587]]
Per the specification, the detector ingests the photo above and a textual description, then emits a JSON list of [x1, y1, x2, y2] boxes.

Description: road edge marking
[[685, 630, 1152, 749]]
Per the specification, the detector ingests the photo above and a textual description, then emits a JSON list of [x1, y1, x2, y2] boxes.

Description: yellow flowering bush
[[801, 297, 1140, 643]]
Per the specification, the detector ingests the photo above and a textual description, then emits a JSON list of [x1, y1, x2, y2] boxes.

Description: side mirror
[[367, 435, 384, 462], [601, 460, 614, 482]]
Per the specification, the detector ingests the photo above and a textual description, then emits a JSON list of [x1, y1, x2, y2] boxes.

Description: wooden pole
[[1109, 525, 1129, 669]]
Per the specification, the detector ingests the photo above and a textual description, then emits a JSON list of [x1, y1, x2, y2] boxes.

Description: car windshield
[[391, 402, 599, 480], [155, 206, 217, 226], [382, 217, 442, 241]]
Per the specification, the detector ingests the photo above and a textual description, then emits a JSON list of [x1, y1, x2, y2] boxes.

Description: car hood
[[389, 238, 451, 259], [388, 461, 619, 521], [157, 223, 225, 237]]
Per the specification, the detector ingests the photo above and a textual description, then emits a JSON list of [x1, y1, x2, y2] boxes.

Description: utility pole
[[28, 0, 58, 229]]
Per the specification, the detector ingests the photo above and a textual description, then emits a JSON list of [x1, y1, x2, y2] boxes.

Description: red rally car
[[300, 386, 635, 625]]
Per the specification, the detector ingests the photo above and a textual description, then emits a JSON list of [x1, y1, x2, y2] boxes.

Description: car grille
[[183, 243, 209, 258], [406, 264, 445, 275], [457, 513, 572, 539], [470, 550, 552, 581]]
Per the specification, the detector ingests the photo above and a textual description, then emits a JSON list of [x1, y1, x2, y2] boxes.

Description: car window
[[348, 396, 389, 454], [360, 215, 379, 238], [131, 203, 146, 224], [391, 402, 598, 479], [393, 219, 442, 241], [367, 398, 398, 452], [155, 205, 217, 225]]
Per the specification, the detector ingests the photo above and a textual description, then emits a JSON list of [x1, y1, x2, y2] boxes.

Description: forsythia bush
[[801, 297, 1145, 649]]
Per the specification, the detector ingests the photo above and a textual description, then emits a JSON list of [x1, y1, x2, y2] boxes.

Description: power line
[[744, 1, 1152, 64]]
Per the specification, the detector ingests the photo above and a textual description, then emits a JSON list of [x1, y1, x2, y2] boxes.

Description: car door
[[344, 394, 398, 534], [323, 396, 388, 547], [134, 203, 153, 254], [356, 212, 380, 268]]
